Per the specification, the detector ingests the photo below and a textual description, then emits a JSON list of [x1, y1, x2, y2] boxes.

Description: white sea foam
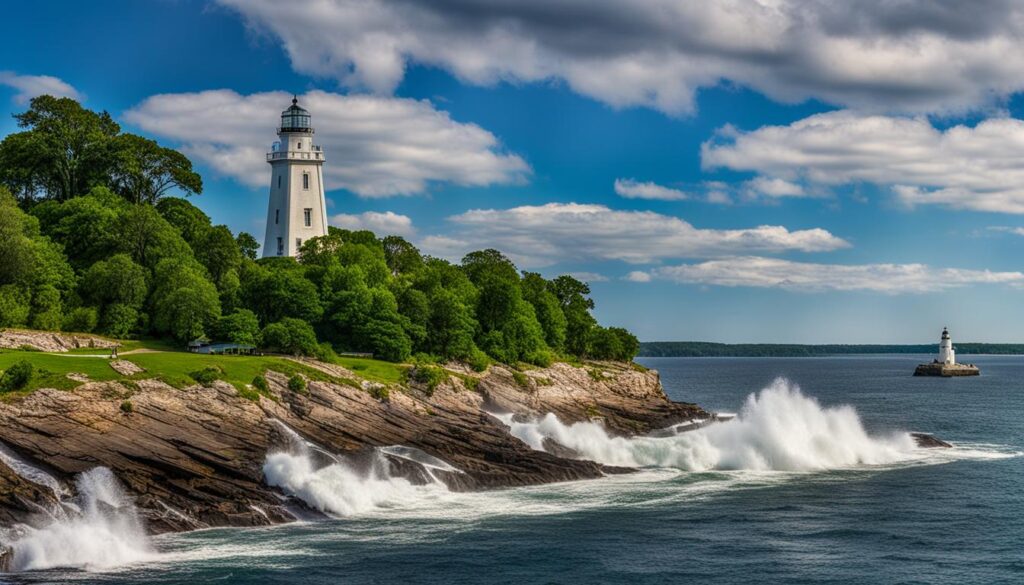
[[263, 423, 451, 517], [494, 378, 920, 472], [0, 443, 66, 501], [3, 467, 156, 572]]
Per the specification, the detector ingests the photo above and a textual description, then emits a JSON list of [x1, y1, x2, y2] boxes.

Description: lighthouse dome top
[[279, 96, 312, 133]]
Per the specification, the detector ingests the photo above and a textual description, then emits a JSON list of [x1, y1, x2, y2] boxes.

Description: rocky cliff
[[0, 359, 705, 535]]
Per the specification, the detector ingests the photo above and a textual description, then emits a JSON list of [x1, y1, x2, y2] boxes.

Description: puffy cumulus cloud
[[625, 271, 652, 283], [743, 177, 809, 199], [420, 202, 848, 267], [0, 72, 81, 104], [330, 211, 414, 236], [703, 111, 1024, 214], [614, 178, 688, 201], [218, 0, 1024, 115], [650, 256, 1024, 294], [124, 89, 529, 197]]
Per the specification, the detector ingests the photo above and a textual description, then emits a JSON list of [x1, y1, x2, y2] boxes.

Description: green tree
[[243, 263, 323, 325], [0, 96, 119, 202], [382, 235, 423, 275], [31, 187, 122, 270], [213, 309, 260, 345], [109, 134, 202, 204], [198, 225, 242, 284], [81, 254, 148, 336], [521, 272, 567, 352], [155, 197, 211, 248], [150, 258, 221, 341], [550, 275, 597, 357], [236, 232, 259, 260], [115, 203, 194, 269], [260, 318, 319, 355]]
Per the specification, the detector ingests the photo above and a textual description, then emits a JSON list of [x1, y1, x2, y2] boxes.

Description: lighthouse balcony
[[266, 149, 325, 162]]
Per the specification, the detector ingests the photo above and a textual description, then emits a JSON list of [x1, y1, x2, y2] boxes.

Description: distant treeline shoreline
[[638, 341, 1024, 357]]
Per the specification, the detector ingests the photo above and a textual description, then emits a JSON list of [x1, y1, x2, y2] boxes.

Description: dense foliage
[[0, 96, 639, 364]]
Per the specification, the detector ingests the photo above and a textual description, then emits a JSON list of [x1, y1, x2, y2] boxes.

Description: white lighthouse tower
[[263, 97, 328, 257], [938, 327, 955, 365]]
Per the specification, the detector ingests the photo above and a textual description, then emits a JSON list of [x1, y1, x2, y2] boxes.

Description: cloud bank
[[125, 89, 529, 197], [703, 111, 1024, 214], [614, 178, 688, 201], [421, 202, 848, 267], [330, 211, 415, 236], [219, 0, 1024, 115], [639, 256, 1024, 294]]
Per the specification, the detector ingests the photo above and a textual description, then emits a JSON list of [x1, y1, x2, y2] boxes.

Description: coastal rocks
[[109, 360, 145, 376], [0, 358, 687, 535], [478, 361, 707, 435], [911, 433, 953, 448], [913, 363, 980, 377], [0, 329, 118, 353]]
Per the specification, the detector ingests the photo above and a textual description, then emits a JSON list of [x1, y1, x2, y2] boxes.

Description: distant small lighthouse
[[938, 327, 955, 365], [263, 97, 328, 258], [914, 326, 979, 377]]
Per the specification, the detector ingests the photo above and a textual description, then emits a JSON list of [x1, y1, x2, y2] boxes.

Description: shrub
[[410, 365, 447, 395], [119, 400, 133, 414], [213, 309, 260, 345], [260, 318, 319, 356], [287, 374, 306, 393], [466, 348, 490, 373], [237, 386, 260, 401], [511, 370, 530, 389], [368, 385, 390, 401], [252, 374, 269, 393], [188, 366, 223, 386], [64, 306, 99, 333], [0, 360, 34, 392], [314, 342, 337, 363]]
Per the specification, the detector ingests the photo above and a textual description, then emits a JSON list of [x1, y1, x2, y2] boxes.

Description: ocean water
[[3, 355, 1023, 584]]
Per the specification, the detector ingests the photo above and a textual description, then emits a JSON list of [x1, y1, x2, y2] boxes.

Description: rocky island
[[914, 328, 980, 377]]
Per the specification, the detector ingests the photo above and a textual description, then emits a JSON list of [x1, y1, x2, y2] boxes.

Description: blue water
[[5, 355, 1023, 584]]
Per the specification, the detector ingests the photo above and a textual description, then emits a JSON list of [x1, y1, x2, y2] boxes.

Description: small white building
[[262, 97, 328, 258], [938, 327, 955, 365]]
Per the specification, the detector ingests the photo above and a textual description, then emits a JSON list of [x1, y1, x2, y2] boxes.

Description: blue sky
[[4, 0, 1024, 343]]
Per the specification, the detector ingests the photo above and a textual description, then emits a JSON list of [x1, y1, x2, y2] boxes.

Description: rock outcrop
[[0, 359, 701, 535], [0, 329, 119, 352]]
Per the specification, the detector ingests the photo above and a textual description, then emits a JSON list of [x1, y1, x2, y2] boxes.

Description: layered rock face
[[0, 360, 703, 534], [0, 330, 119, 352]]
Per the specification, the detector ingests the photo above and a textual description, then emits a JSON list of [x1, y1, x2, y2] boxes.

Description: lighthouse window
[[277, 175, 282, 189], [303, 173, 310, 190], [296, 238, 302, 249], [276, 237, 283, 256], [297, 141, 302, 149], [304, 208, 312, 227], [275, 209, 279, 225]]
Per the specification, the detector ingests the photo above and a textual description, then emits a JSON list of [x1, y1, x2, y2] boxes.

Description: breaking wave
[[3, 467, 155, 572], [494, 378, 919, 472], [263, 423, 451, 517]]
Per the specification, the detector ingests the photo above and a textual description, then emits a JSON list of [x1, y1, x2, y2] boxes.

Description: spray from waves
[[2, 467, 155, 572], [493, 378, 920, 472], [263, 422, 452, 517]]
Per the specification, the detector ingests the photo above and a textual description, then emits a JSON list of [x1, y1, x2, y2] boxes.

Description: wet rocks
[[911, 432, 953, 448]]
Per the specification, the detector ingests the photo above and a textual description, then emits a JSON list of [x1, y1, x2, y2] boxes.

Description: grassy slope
[[0, 337, 407, 397]]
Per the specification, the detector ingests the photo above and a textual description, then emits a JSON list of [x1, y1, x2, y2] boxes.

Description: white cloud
[[420, 202, 848, 267], [124, 89, 529, 197], [703, 111, 1024, 214], [330, 211, 415, 237], [218, 0, 1024, 115], [614, 178, 688, 201], [650, 256, 1024, 294], [988, 226, 1024, 236], [744, 177, 808, 199], [625, 271, 652, 283], [0, 72, 81, 104], [567, 271, 609, 283]]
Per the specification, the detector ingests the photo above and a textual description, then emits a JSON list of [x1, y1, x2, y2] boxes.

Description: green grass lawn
[[332, 356, 407, 384], [0, 348, 407, 398]]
